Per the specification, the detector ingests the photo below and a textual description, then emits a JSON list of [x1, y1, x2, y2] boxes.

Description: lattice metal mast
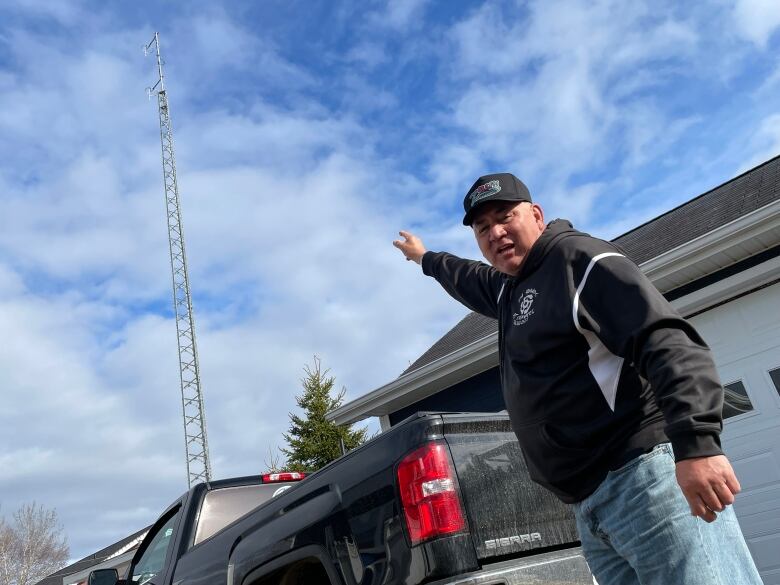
[[145, 32, 212, 487]]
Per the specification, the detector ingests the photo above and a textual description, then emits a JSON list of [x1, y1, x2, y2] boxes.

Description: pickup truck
[[89, 412, 594, 585]]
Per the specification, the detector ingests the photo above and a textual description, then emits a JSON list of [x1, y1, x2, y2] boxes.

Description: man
[[393, 173, 762, 585]]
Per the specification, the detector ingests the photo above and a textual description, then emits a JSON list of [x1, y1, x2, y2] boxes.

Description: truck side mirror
[[88, 569, 119, 585]]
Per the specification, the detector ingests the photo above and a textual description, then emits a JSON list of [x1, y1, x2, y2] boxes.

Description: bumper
[[428, 548, 593, 585]]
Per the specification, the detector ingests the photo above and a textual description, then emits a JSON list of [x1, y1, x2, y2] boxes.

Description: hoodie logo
[[513, 288, 538, 325], [469, 180, 501, 207]]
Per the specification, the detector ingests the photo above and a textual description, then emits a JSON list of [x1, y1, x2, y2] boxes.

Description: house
[[34, 526, 148, 585], [330, 154, 780, 584]]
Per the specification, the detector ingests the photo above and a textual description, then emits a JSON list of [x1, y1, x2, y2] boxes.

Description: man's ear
[[532, 204, 545, 228]]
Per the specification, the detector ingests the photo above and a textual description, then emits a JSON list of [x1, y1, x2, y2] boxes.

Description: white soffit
[[670, 254, 780, 317], [330, 199, 780, 425], [641, 198, 780, 293]]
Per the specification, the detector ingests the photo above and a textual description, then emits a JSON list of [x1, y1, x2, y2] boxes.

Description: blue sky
[[2, 0, 780, 565]]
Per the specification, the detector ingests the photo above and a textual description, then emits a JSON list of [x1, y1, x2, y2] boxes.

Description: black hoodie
[[421, 220, 725, 503]]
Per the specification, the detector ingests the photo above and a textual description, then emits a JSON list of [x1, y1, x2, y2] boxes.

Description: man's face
[[472, 201, 546, 276]]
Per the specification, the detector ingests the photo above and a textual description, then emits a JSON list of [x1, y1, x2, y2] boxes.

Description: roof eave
[[639, 198, 780, 291], [62, 547, 139, 585], [328, 331, 498, 425]]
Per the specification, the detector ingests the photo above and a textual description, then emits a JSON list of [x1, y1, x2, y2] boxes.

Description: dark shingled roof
[[402, 311, 497, 375], [403, 155, 780, 376], [34, 525, 150, 585], [613, 155, 780, 264]]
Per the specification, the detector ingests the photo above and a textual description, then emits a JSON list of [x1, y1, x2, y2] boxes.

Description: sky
[[1, 0, 780, 566]]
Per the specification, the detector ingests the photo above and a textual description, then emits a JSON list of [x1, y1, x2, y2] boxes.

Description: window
[[723, 380, 754, 420], [130, 508, 181, 585], [194, 483, 298, 546], [769, 368, 780, 397]]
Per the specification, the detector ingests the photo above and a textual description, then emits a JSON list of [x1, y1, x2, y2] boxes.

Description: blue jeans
[[573, 443, 762, 585]]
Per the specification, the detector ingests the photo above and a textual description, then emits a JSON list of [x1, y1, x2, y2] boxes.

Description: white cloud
[[0, 263, 25, 297], [0, 448, 57, 480], [367, 0, 431, 31], [170, 12, 314, 91], [736, 113, 780, 173], [733, 0, 780, 48], [1, 0, 85, 25], [344, 41, 389, 69], [544, 182, 604, 227]]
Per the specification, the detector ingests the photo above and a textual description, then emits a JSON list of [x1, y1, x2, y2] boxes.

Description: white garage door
[[690, 282, 780, 585]]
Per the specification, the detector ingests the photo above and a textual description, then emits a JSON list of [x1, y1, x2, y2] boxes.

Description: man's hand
[[393, 230, 427, 264], [675, 455, 741, 523]]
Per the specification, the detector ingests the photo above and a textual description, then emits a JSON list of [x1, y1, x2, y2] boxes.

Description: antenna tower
[[145, 32, 212, 486]]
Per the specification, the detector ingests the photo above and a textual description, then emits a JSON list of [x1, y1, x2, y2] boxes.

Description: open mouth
[[496, 243, 514, 255]]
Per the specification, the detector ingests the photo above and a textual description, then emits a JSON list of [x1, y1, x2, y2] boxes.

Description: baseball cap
[[462, 172, 532, 226]]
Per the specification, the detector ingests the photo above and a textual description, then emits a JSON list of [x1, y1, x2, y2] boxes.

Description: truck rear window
[[193, 483, 296, 545]]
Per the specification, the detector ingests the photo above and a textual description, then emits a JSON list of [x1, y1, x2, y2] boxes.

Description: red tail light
[[262, 472, 306, 483], [396, 441, 467, 545]]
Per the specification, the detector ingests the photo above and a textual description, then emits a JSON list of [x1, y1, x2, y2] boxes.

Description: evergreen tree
[[282, 356, 367, 471]]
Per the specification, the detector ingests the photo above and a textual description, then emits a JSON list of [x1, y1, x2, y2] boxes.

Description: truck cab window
[[131, 508, 181, 585], [193, 483, 299, 546]]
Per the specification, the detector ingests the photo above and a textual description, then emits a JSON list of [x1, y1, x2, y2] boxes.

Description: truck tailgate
[[442, 416, 580, 561]]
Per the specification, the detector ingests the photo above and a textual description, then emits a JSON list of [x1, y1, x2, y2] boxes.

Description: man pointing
[[393, 173, 761, 585]]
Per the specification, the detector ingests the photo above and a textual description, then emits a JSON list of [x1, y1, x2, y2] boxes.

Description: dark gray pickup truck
[[89, 413, 594, 585]]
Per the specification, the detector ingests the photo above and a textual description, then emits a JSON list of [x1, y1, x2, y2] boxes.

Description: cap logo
[[469, 180, 501, 208]]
